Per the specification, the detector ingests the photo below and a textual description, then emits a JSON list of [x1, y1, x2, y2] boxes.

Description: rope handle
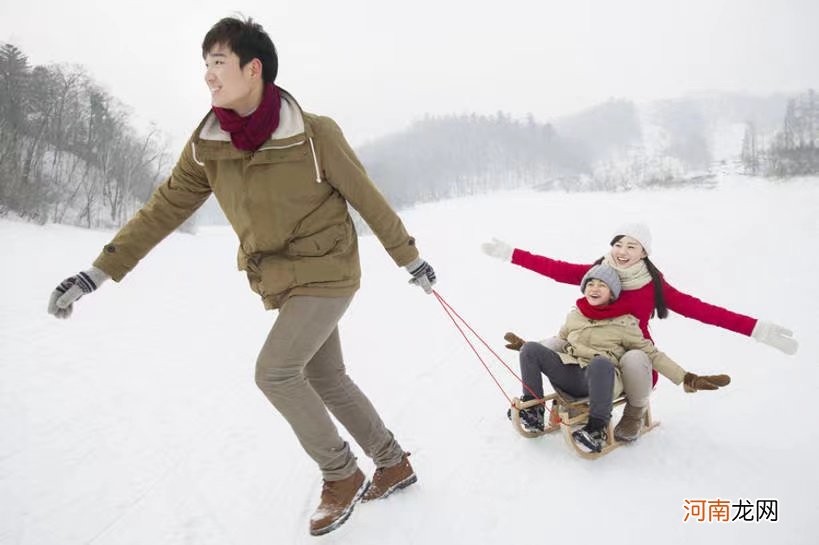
[[432, 289, 545, 406]]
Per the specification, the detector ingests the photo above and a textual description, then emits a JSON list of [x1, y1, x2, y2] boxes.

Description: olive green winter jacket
[[93, 90, 419, 309]]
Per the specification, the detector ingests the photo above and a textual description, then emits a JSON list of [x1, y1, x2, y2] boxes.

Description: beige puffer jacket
[[556, 308, 687, 386]]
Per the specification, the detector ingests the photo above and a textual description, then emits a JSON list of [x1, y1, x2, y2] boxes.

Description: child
[[507, 264, 730, 452]]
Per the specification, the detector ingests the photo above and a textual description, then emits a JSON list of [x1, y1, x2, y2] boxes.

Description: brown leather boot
[[361, 452, 417, 502], [613, 402, 646, 442], [309, 469, 369, 536]]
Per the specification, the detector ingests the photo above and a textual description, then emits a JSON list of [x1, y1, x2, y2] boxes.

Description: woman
[[482, 222, 797, 442]]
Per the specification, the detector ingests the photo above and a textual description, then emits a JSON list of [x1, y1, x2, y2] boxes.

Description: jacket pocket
[[250, 144, 308, 165], [288, 222, 349, 257]]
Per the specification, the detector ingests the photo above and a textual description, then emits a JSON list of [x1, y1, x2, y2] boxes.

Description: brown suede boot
[[309, 469, 369, 536], [361, 452, 417, 502], [613, 402, 646, 442]]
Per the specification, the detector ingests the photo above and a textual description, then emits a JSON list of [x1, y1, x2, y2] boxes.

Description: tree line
[[3, 39, 811, 233], [742, 89, 819, 176], [357, 112, 585, 209], [355, 98, 722, 205], [0, 43, 170, 227]]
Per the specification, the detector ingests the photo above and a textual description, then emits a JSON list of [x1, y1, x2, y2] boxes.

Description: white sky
[[2, 0, 818, 151]]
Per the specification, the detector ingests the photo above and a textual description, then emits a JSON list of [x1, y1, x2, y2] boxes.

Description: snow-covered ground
[[2, 174, 817, 545]]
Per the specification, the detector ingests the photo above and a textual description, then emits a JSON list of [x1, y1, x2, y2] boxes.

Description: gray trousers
[[254, 295, 403, 481], [541, 337, 652, 409], [619, 350, 652, 408], [519, 342, 615, 422]]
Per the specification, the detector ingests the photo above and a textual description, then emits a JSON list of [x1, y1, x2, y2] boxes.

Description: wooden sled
[[510, 391, 659, 459]]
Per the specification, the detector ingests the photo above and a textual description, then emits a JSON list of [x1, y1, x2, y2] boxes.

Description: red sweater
[[512, 249, 757, 341]]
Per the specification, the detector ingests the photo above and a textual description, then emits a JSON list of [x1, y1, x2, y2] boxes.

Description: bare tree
[[0, 43, 175, 227], [768, 89, 819, 176], [741, 121, 759, 175]]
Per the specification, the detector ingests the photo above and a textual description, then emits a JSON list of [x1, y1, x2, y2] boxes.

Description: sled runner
[[510, 392, 659, 459]]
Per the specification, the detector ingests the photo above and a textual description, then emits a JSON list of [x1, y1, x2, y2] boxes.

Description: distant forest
[[2, 41, 815, 231], [357, 112, 582, 208], [0, 43, 170, 228], [741, 89, 819, 176], [358, 91, 813, 209]]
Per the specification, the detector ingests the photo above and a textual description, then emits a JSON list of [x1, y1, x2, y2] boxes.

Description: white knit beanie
[[612, 223, 652, 255]]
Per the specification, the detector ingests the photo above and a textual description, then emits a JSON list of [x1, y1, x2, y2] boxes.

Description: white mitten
[[480, 238, 513, 261], [751, 320, 798, 355]]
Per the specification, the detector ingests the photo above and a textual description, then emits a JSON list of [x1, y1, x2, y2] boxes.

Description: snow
[[2, 174, 818, 544]]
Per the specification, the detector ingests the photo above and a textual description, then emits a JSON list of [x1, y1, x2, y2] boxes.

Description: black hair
[[594, 235, 668, 319], [202, 16, 278, 84]]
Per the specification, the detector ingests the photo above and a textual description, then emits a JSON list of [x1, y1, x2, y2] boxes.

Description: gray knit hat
[[581, 264, 622, 301]]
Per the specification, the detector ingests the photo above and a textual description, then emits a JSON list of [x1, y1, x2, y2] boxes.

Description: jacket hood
[[190, 88, 321, 182], [198, 88, 306, 143]]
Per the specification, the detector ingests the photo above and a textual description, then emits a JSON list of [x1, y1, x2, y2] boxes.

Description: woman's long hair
[[594, 235, 668, 319]]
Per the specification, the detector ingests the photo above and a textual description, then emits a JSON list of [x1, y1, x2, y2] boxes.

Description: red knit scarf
[[575, 297, 632, 321], [576, 295, 660, 386], [212, 83, 282, 151]]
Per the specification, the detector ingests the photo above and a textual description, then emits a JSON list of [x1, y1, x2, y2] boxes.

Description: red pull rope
[[432, 289, 544, 406]]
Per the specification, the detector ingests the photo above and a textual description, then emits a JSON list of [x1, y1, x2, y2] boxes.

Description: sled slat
[[511, 392, 660, 459]]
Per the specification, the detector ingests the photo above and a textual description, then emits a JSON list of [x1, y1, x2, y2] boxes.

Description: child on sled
[[506, 264, 730, 453]]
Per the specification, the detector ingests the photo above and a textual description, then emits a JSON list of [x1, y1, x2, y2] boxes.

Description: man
[[47, 16, 435, 537]]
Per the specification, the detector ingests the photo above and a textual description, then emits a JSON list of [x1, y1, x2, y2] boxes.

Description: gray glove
[[405, 257, 436, 294], [751, 320, 798, 355], [481, 238, 514, 261], [48, 267, 109, 319]]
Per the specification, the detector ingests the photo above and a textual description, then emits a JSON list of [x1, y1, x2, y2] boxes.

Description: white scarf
[[603, 253, 652, 290]]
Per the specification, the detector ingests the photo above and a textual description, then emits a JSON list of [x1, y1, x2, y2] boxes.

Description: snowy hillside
[[557, 93, 791, 190], [1, 175, 818, 545]]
